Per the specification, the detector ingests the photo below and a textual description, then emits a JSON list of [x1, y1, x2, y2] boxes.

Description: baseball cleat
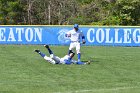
[[34, 49, 40, 53], [44, 45, 49, 48]]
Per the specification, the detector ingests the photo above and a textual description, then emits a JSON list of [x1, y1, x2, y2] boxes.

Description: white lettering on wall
[[0, 26, 139, 46], [114, 29, 122, 43], [105, 29, 113, 43], [87, 28, 95, 43], [34, 28, 42, 42], [0, 28, 6, 41], [16, 28, 24, 41], [25, 28, 34, 42], [123, 29, 131, 43], [133, 29, 140, 43], [96, 29, 104, 43], [7, 28, 16, 41]]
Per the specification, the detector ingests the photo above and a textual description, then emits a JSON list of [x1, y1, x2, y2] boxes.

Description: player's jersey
[[60, 55, 70, 64], [67, 29, 84, 42]]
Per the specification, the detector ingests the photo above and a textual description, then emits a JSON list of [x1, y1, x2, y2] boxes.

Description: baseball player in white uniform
[[34, 45, 90, 65], [65, 24, 86, 63]]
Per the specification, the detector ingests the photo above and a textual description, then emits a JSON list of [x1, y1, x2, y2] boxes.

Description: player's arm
[[81, 31, 86, 44]]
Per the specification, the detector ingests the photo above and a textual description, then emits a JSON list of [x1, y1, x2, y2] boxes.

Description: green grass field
[[0, 45, 140, 93]]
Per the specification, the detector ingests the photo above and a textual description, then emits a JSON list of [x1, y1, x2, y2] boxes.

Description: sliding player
[[34, 45, 90, 65]]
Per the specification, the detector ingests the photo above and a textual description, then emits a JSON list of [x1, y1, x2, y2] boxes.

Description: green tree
[[114, 0, 140, 25], [0, 0, 23, 25], [0, 0, 139, 25], [75, 0, 116, 25]]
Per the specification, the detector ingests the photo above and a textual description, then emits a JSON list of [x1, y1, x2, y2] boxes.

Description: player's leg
[[68, 50, 73, 55], [44, 45, 53, 54], [69, 52, 75, 60], [68, 43, 75, 55], [76, 43, 81, 62], [50, 54, 60, 63], [76, 61, 90, 65], [44, 45, 60, 63], [76, 61, 86, 65], [44, 56, 56, 64], [34, 50, 45, 57], [34, 49, 56, 64]]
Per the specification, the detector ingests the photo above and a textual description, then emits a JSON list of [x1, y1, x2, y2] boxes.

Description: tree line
[[0, 0, 139, 25]]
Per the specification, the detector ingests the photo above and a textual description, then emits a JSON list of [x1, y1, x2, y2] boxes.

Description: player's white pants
[[69, 42, 81, 54], [43, 54, 61, 64], [43, 54, 71, 64], [43, 56, 56, 64]]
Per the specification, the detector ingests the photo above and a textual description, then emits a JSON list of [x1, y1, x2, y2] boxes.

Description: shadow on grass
[[82, 59, 99, 63]]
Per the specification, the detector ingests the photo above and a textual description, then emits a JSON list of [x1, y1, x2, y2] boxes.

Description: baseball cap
[[74, 24, 79, 28]]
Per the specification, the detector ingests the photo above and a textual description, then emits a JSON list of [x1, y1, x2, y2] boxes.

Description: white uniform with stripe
[[43, 54, 70, 64], [67, 29, 84, 53]]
